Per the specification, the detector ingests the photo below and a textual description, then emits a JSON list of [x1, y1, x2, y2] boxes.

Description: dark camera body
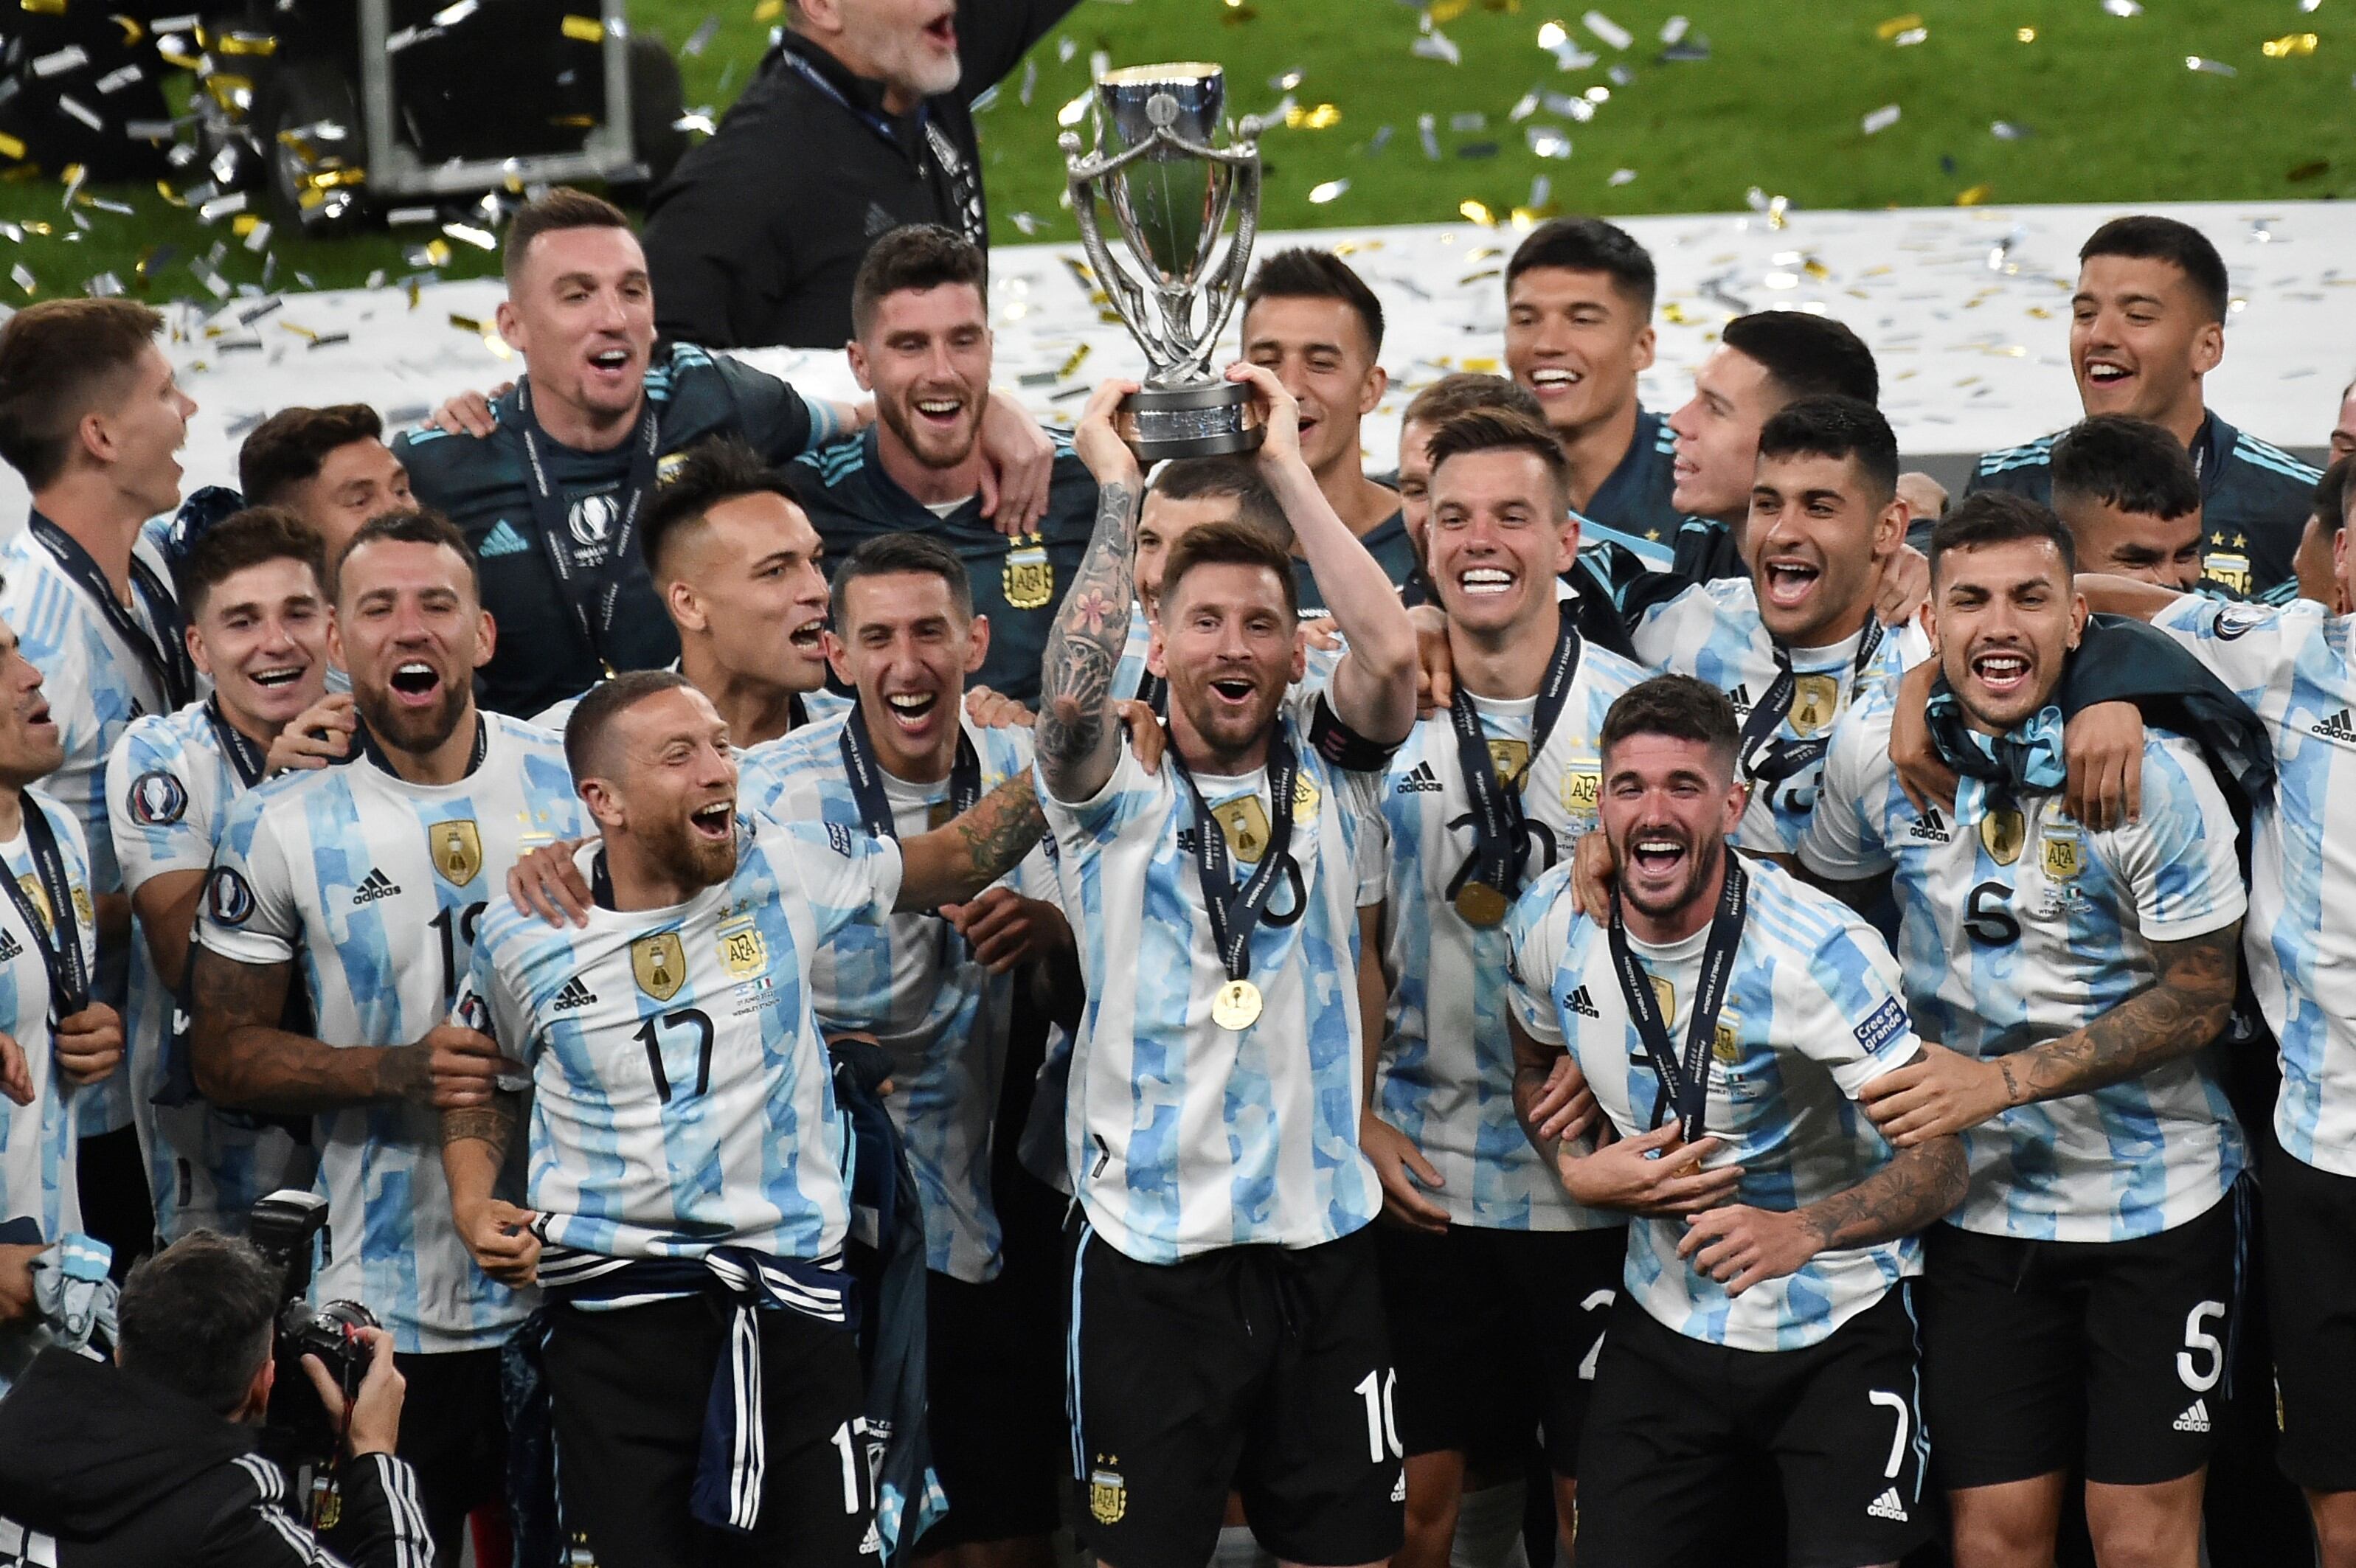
[[248, 1189, 379, 1471]]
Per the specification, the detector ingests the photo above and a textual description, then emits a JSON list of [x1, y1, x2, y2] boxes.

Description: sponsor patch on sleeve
[[825, 821, 854, 858], [1854, 995, 1909, 1056]]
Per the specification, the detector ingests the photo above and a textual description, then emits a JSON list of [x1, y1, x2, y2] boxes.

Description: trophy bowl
[[1063, 63, 1264, 459]]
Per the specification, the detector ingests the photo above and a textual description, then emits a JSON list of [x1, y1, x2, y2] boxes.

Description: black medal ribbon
[[516, 377, 661, 664], [1169, 732, 1300, 999], [1, 795, 91, 1021], [1736, 617, 1885, 787], [840, 703, 983, 960], [29, 510, 196, 710], [202, 695, 270, 788], [1449, 604, 1581, 903], [357, 715, 488, 778], [1608, 854, 1747, 1142]]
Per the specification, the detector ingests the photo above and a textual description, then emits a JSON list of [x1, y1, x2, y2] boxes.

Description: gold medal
[[1454, 881, 1510, 927], [1212, 979, 1264, 1030]]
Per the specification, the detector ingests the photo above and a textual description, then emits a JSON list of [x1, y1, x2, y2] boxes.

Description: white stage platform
[[2, 196, 2348, 529]]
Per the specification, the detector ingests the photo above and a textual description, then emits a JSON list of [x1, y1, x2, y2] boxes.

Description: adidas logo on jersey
[[1866, 1488, 1910, 1522], [2313, 708, 2356, 743], [1396, 762, 1443, 795], [1567, 985, 1601, 1019], [2174, 1398, 2211, 1434], [350, 868, 401, 904], [1908, 805, 1951, 843], [859, 1521, 885, 1558], [552, 976, 598, 1011], [0, 928, 20, 963], [1728, 683, 1754, 717], [479, 519, 532, 558]]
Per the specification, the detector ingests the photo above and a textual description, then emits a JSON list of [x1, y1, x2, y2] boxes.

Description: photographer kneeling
[[0, 1232, 433, 1566]]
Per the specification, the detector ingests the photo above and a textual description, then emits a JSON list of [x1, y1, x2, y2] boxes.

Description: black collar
[[772, 32, 924, 140]]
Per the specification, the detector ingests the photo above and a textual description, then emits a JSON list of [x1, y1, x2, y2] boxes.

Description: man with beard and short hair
[[642, 0, 1080, 350], [1504, 674, 1965, 1568], [1365, 408, 1648, 1568], [404, 192, 1059, 718], [1968, 215, 2318, 597], [745, 533, 1073, 1568], [187, 509, 589, 1564], [0, 297, 200, 1260], [448, 667, 1064, 1567], [0, 604, 120, 1381], [2048, 416, 2213, 595], [107, 510, 340, 1240], [1804, 493, 2246, 1568], [237, 405, 413, 561], [1626, 395, 1926, 856], [1241, 249, 1418, 611], [794, 225, 1098, 704], [1033, 366, 1418, 1568], [1503, 218, 1679, 558], [533, 436, 845, 743]]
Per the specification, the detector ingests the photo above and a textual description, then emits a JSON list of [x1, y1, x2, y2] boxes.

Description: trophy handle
[[1064, 146, 1183, 370]]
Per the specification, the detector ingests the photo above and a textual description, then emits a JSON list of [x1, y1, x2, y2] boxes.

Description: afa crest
[[632, 933, 687, 1001], [1713, 1021, 1740, 1064], [720, 923, 768, 981], [2040, 826, 2083, 881], [1292, 771, 1319, 825], [1562, 768, 1601, 819], [1088, 1465, 1126, 1525], [1003, 535, 1054, 611], [431, 819, 483, 886]]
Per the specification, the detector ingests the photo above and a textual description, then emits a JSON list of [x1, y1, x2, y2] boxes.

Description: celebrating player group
[[0, 185, 2350, 1568]]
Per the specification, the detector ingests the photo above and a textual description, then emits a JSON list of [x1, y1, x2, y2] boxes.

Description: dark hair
[[1929, 490, 2078, 578], [0, 298, 165, 488], [1242, 247, 1384, 358], [335, 507, 479, 601], [238, 403, 387, 505], [2079, 215, 2229, 325], [1423, 406, 1571, 507], [1506, 216, 1656, 313], [851, 223, 988, 339], [173, 507, 329, 620], [1160, 518, 1300, 621], [2321, 454, 2356, 538], [1720, 311, 1878, 406], [1149, 456, 1293, 547], [1401, 372, 1545, 432], [643, 437, 802, 579], [566, 667, 694, 783], [1755, 395, 1899, 502], [830, 531, 975, 630], [2049, 415, 2200, 521], [1600, 674, 1740, 772], [117, 1231, 280, 1416], [504, 187, 632, 287]]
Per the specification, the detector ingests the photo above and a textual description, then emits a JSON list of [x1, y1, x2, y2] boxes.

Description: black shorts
[[543, 1297, 878, 1568], [1376, 1221, 1624, 1473], [1576, 1285, 1932, 1568], [394, 1345, 508, 1567], [1921, 1193, 2242, 1490], [915, 1269, 1062, 1550], [1064, 1216, 1404, 1568], [2264, 1128, 2356, 1492]]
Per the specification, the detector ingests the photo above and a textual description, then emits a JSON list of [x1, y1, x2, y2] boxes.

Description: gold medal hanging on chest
[[1213, 978, 1264, 1030], [1454, 881, 1510, 928]]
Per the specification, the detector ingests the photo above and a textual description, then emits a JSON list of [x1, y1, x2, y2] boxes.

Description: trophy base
[[1120, 381, 1264, 460]]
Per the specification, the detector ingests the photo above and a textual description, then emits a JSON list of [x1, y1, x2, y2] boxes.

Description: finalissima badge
[[431, 819, 483, 887], [632, 933, 687, 1002], [1981, 808, 2026, 867]]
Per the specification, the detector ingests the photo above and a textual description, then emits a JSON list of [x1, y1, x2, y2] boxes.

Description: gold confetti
[[1430, 0, 1472, 20], [2015, 26, 2036, 42], [231, 213, 259, 236], [1308, 179, 1349, 204], [449, 312, 485, 333], [2263, 32, 2320, 58], [752, 0, 784, 20], [1458, 198, 1497, 226], [1460, 356, 1500, 372], [1955, 183, 1992, 205], [1660, 302, 1697, 325], [0, 133, 24, 162], [1284, 102, 1342, 130], [561, 14, 604, 41], [1057, 342, 1092, 380], [215, 31, 277, 55], [1874, 13, 1922, 40]]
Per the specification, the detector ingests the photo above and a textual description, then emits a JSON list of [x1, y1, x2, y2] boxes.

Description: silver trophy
[[1061, 63, 1264, 459]]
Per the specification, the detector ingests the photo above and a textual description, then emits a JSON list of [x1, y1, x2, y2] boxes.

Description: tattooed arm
[[443, 1095, 538, 1286], [1677, 1124, 1967, 1297], [1036, 380, 1146, 805], [1861, 923, 2241, 1145], [898, 775, 1050, 912], [190, 944, 511, 1114]]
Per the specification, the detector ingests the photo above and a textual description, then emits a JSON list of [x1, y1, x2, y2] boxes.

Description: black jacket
[[642, 0, 1079, 349], [0, 1350, 433, 1567]]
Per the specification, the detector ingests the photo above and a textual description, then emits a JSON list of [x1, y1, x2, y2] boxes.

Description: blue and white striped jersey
[[2144, 594, 2356, 1176], [1629, 578, 1930, 856], [1373, 633, 1648, 1231], [464, 821, 903, 1266], [0, 793, 96, 1246], [195, 717, 585, 1353], [0, 526, 185, 1134], [1039, 693, 1388, 1264], [105, 703, 296, 1239], [1506, 858, 1924, 1352], [1802, 685, 2246, 1241], [739, 712, 1054, 1283]]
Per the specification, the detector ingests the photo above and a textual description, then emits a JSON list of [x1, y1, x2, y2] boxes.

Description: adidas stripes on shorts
[[1919, 1194, 2241, 1490]]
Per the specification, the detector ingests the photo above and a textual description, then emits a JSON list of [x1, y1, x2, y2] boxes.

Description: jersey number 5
[[635, 1007, 716, 1103]]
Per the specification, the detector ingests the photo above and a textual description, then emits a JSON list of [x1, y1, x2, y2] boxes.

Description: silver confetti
[[1525, 125, 1572, 159], [1608, 167, 1636, 184], [1413, 27, 1462, 66], [1019, 60, 1036, 105], [1583, 10, 1633, 49], [2186, 55, 2236, 75], [94, 64, 143, 94], [56, 96, 101, 132], [1449, 111, 1487, 132], [1509, 89, 1540, 121], [1418, 112, 1441, 160], [683, 15, 719, 56], [1991, 120, 2028, 139], [432, 0, 479, 23], [1309, 179, 1349, 204], [1660, 15, 1689, 44], [1057, 35, 1076, 63], [2103, 0, 2142, 13], [1862, 104, 1901, 135], [31, 46, 87, 78]]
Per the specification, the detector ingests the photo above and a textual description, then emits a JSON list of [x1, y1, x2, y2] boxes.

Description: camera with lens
[[249, 1189, 380, 1464]]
